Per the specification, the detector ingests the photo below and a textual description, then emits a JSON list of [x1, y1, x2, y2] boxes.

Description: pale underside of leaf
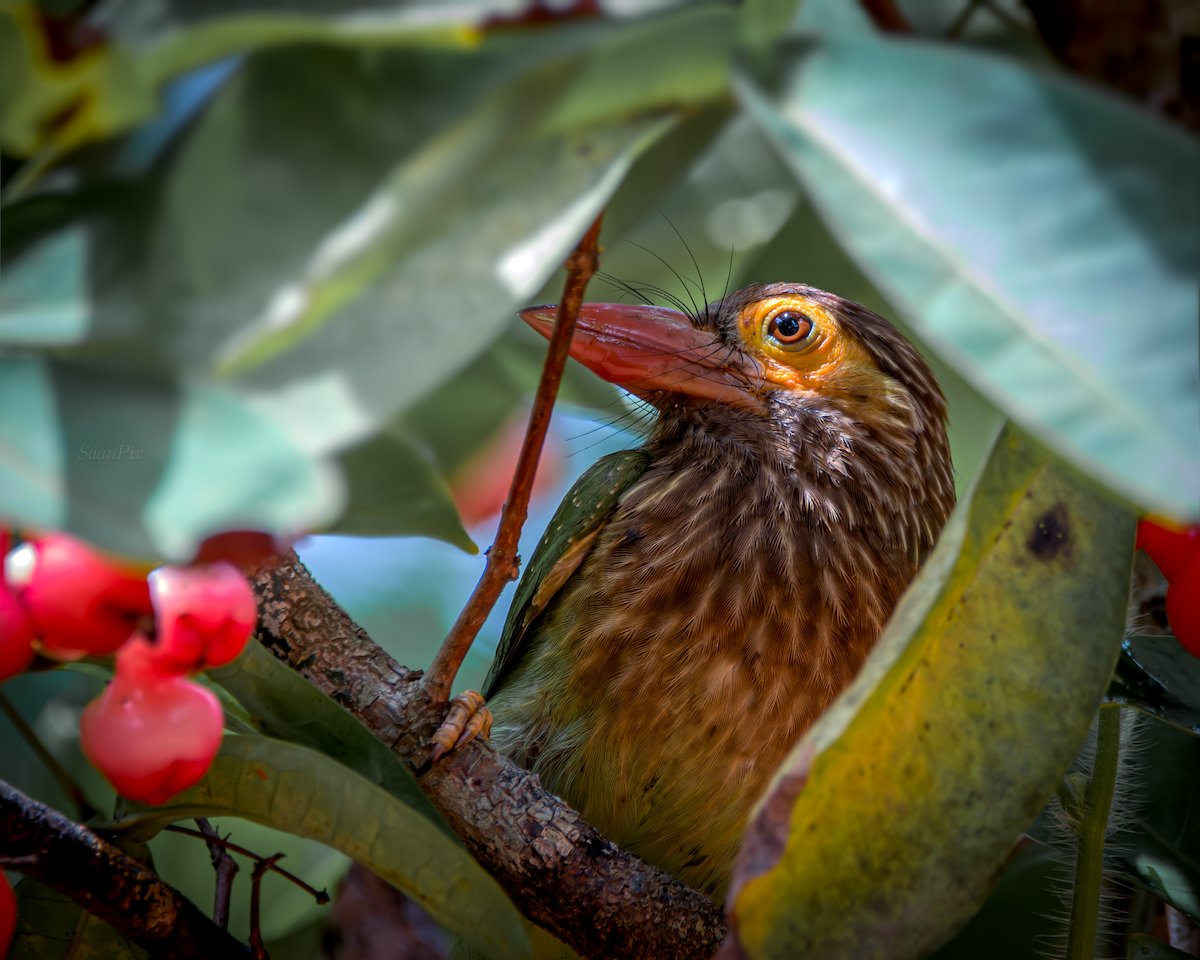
[[738, 36, 1199, 518]]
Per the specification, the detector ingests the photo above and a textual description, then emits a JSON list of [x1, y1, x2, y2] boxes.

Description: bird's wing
[[482, 448, 651, 698]]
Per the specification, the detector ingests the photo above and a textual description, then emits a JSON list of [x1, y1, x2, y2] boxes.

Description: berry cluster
[[1, 530, 257, 805], [1136, 517, 1200, 658]]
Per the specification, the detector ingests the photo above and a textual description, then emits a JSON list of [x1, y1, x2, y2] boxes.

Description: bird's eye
[[767, 311, 813, 346]]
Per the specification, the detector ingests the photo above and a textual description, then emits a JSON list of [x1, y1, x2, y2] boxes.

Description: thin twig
[[195, 818, 240, 928], [164, 824, 328, 905], [248, 854, 285, 960], [0, 689, 98, 821], [422, 212, 605, 702]]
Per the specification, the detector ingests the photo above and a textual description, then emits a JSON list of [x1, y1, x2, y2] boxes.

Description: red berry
[[1166, 552, 1200, 659], [191, 531, 281, 570], [1136, 516, 1198, 581], [148, 562, 257, 673], [0, 582, 36, 682], [5, 534, 152, 660], [0, 871, 15, 957], [79, 635, 224, 805]]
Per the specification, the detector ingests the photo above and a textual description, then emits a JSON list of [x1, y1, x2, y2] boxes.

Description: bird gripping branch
[[442, 281, 955, 902]]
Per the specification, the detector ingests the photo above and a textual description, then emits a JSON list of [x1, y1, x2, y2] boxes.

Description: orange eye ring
[[767, 310, 814, 346]]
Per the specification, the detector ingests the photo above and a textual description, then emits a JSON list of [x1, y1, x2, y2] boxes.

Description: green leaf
[[398, 319, 623, 483], [925, 843, 1066, 960], [329, 426, 476, 549], [206, 64, 679, 380], [9, 878, 147, 960], [147, 816, 349, 944], [726, 423, 1136, 960], [99, 734, 532, 960], [132, 6, 487, 87], [2, 16, 725, 556], [582, 110, 803, 325], [208, 639, 455, 840], [740, 36, 1200, 519], [0, 359, 341, 561], [0, 227, 90, 346], [736, 160, 1005, 497], [739, 0, 803, 47], [0, 8, 153, 159], [1107, 635, 1200, 736], [1112, 717, 1200, 922], [1025, 710, 1200, 924]]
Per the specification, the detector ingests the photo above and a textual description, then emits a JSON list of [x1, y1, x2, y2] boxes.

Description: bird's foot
[[427, 690, 493, 766]]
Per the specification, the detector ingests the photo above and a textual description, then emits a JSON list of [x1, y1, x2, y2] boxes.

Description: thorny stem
[[249, 854, 285, 960], [194, 818, 240, 929], [1066, 705, 1121, 960], [164, 824, 329, 905], [0, 689, 98, 821], [422, 212, 605, 702]]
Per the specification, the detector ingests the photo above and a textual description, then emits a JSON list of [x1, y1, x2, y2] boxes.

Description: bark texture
[[0, 780, 247, 959], [246, 550, 727, 960]]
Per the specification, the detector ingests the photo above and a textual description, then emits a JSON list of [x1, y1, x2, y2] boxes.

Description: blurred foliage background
[[0, 0, 1197, 957]]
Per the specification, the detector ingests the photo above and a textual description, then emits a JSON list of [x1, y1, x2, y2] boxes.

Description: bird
[[475, 282, 955, 901]]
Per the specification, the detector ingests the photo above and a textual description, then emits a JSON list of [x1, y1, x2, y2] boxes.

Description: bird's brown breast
[[493, 284, 956, 900], [488, 424, 926, 898]]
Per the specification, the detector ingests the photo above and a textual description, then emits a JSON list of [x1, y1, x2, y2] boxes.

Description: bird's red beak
[[519, 303, 765, 411]]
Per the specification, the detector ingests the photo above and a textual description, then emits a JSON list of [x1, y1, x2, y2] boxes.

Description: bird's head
[[521, 282, 955, 556]]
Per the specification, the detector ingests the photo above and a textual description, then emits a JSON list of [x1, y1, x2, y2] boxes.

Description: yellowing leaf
[[724, 423, 1136, 960], [0, 4, 153, 160]]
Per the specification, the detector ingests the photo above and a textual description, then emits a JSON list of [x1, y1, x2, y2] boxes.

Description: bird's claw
[[427, 690, 493, 767]]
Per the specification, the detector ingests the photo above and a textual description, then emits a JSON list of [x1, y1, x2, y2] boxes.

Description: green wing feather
[[482, 449, 651, 699]]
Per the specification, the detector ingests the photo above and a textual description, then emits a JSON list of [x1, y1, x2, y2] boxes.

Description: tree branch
[[0, 779, 248, 959], [245, 550, 727, 960]]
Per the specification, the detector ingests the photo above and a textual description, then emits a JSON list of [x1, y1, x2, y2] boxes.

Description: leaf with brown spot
[[722, 423, 1136, 960]]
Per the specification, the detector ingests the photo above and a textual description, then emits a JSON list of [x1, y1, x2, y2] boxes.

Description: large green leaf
[[0, 7, 739, 556], [99, 734, 532, 960], [739, 36, 1200, 518], [1112, 720, 1200, 921], [0, 357, 340, 561], [208, 639, 455, 839], [925, 843, 1066, 960], [735, 162, 1004, 497], [329, 427, 476, 548], [147, 816, 351, 944], [9, 878, 147, 960], [725, 423, 1136, 959], [1107, 635, 1200, 736]]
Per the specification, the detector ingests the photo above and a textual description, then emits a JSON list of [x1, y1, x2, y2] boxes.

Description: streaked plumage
[[484, 283, 955, 898]]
